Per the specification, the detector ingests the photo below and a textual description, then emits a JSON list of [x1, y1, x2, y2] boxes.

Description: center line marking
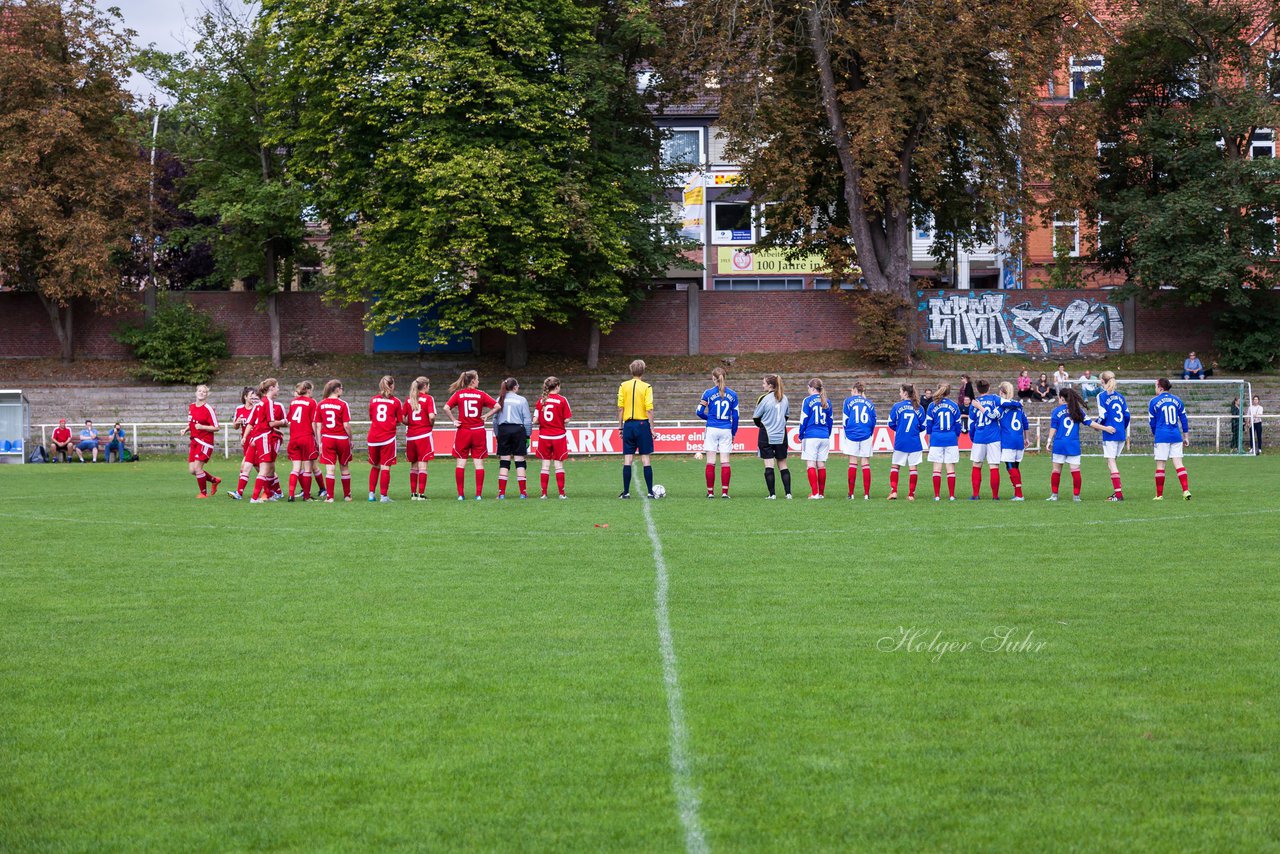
[[643, 498, 709, 854]]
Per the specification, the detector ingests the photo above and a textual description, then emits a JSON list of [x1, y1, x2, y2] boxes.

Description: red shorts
[[287, 437, 319, 462], [187, 439, 213, 464], [406, 435, 435, 464], [320, 437, 352, 467], [536, 435, 569, 462], [452, 427, 489, 459], [368, 441, 398, 467], [245, 433, 281, 465]]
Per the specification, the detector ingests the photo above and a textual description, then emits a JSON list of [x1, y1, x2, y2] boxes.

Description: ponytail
[[935, 383, 951, 400], [322, 379, 342, 399], [712, 366, 727, 399], [257, 378, 278, 398], [901, 383, 919, 409], [378, 375, 395, 399], [1063, 388, 1087, 423], [1100, 370, 1117, 392], [497, 377, 518, 410], [540, 376, 560, 409], [809, 378, 827, 410], [295, 380, 313, 397], [852, 381, 864, 396], [764, 374, 783, 402], [408, 376, 429, 415], [449, 370, 478, 394]]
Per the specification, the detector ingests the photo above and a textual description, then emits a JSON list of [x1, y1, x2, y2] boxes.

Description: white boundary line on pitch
[[643, 498, 709, 854]]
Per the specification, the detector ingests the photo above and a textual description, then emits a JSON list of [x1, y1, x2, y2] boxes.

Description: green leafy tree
[[140, 0, 312, 368], [657, 0, 1076, 358], [0, 0, 147, 361], [1056, 0, 1280, 306], [263, 0, 681, 367]]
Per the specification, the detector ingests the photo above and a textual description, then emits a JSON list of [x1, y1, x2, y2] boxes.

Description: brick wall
[[478, 291, 690, 357], [700, 291, 856, 352], [0, 292, 366, 359], [1133, 300, 1218, 353]]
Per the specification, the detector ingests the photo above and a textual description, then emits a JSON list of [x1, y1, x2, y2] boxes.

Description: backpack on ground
[[28, 445, 47, 463]]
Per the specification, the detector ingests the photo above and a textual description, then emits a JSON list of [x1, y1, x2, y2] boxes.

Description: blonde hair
[[809, 378, 827, 410], [935, 383, 952, 399], [539, 376, 561, 410], [295, 380, 313, 397], [257, 378, 278, 397], [449, 370, 478, 393], [1100, 370, 1117, 392], [998, 381, 1015, 399], [195, 384, 209, 396], [764, 374, 783, 402], [408, 376, 429, 415], [629, 359, 646, 377], [377, 375, 395, 398], [322, 379, 342, 398], [711, 366, 727, 399]]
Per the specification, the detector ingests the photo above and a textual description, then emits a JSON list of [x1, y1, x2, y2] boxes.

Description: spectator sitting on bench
[[50, 419, 73, 462], [76, 420, 99, 463], [105, 422, 126, 463], [1016, 370, 1035, 401], [1078, 369, 1101, 401], [1183, 351, 1205, 380]]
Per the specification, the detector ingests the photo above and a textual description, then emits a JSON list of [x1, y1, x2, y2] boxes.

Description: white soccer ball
[[652, 484, 667, 499]]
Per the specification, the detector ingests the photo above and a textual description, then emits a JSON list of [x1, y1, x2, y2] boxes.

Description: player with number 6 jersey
[[367, 375, 401, 502], [798, 378, 833, 499], [1149, 378, 1191, 500], [445, 370, 498, 499], [317, 379, 353, 501], [286, 381, 321, 501], [841, 382, 876, 499], [887, 384, 923, 500], [1096, 371, 1131, 501], [403, 376, 436, 500], [535, 377, 572, 499], [997, 382, 1028, 500]]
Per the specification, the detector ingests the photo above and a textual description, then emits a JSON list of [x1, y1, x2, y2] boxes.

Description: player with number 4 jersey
[[842, 382, 876, 499], [286, 381, 321, 501], [535, 377, 572, 499], [1148, 378, 1191, 500]]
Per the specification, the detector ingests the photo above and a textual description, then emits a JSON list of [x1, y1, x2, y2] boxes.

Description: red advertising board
[[427, 425, 971, 455]]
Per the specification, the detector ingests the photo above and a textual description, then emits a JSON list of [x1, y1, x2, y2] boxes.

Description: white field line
[[643, 498, 709, 854]]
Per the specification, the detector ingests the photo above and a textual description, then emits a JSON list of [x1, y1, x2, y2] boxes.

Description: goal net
[[1026, 378, 1253, 456]]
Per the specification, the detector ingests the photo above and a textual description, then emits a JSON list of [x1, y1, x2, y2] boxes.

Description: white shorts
[[927, 445, 960, 464], [1000, 448, 1024, 464], [1102, 440, 1125, 459], [1052, 453, 1082, 466], [970, 441, 1002, 464], [891, 450, 922, 467], [703, 426, 733, 455], [845, 438, 873, 458], [1154, 442, 1184, 462], [801, 437, 830, 462]]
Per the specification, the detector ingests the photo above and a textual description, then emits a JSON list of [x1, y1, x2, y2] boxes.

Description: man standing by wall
[[617, 360, 656, 499]]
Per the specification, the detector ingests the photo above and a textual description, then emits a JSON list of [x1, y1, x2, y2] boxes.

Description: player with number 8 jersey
[[367, 375, 401, 502], [317, 379, 353, 501], [535, 376, 572, 498]]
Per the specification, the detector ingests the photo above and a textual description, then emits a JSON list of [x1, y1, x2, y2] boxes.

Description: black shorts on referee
[[622, 420, 654, 455]]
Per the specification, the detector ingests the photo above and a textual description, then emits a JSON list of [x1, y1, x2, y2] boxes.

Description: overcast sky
[[108, 0, 203, 101]]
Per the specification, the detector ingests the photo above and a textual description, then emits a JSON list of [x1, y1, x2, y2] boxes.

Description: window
[[661, 128, 704, 169], [1172, 57, 1202, 100], [813, 279, 861, 290], [712, 202, 754, 245], [1053, 211, 1080, 257], [1097, 139, 1117, 181], [1069, 55, 1104, 98], [1269, 52, 1280, 97], [712, 278, 805, 291], [1252, 129, 1274, 160], [1252, 207, 1276, 257]]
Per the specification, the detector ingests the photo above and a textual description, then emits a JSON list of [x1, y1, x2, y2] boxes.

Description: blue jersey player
[[967, 379, 1003, 499], [1045, 387, 1113, 501], [697, 367, 739, 498], [798, 378, 833, 498], [842, 381, 877, 499], [997, 381, 1028, 500], [1096, 371, 1132, 501], [1148, 378, 1191, 500], [923, 384, 962, 501], [887, 384, 923, 500]]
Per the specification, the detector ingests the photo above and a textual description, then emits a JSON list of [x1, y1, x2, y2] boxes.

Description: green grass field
[[2, 454, 1278, 852]]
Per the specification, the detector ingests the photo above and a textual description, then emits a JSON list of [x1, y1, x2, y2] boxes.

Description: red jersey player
[[444, 370, 497, 499], [184, 384, 222, 497], [50, 419, 73, 462], [402, 376, 437, 500], [367, 375, 401, 502], [535, 376, 573, 499], [317, 379, 353, 502], [246, 378, 287, 503], [286, 381, 322, 501], [229, 386, 259, 499]]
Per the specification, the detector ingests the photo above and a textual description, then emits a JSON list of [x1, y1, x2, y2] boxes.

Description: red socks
[[1176, 467, 1189, 492], [933, 472, 942, 499], [908, 469, 918, 497], [237, 473, 249, 495], [848, 465, 857, 497], [456, 468, 466, 497], [1071, 469, 1082, 496], [1110, 471, 1123, 497], [369, 467, 379, 494], [556, 470, 565, 495], [541, 471, 550, 496], [195, 472, 207, 495], [289, 472, 298, 498], [379, 468, 390, 496], [862, 465, 871, 498], [1050, 470, 1061, 495], [1010, 468, 1023, 498], [498, 470, 509, 496], [971, 467, 982, 498], [720, 465, 730, 494], [326, 476, 335, 498], [1155, 470, 1165, 497], [807, 467, 819, 496], [947, 472, 956, 499], [705, 463, 715, 493], [301, 473, 312, 499], [990, 468, 1000, 499], [518, 470, 527, 497], [889, 468, 899, 493], [475, 469, 485, 497], [817, 468, 826, 495], [341, 475, 351, 499]]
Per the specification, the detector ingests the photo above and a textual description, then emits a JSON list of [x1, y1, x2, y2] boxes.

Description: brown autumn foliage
[[0, 0, 148, 361]]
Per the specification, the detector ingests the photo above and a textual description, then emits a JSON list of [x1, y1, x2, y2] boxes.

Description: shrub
[[115, 298, 229, 384], [1214, 292, 1280, 372], [845, 289, 911, 364]]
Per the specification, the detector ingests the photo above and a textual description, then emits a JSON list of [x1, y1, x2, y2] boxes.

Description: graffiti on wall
[[921, 292, 1125, 355]]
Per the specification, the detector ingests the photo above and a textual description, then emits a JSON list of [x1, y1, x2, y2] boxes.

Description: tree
[[0, 0, 147, 361], [140, 0, 312, 368], [1055, 0, 1280, 307], [658, 0, 1076, 356], [262, 0, 682, 368]]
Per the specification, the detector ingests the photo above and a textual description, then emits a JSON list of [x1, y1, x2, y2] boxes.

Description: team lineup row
[[179, 360, 1194, 503]]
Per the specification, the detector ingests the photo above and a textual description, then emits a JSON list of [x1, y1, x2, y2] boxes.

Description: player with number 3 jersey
[[535, 377, 572, 498], [1096, 371, 1131, 501], [317, 379, 352, 501]]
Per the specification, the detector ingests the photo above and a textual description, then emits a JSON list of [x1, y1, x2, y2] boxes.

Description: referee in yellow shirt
[[617, 359, 655, 498]]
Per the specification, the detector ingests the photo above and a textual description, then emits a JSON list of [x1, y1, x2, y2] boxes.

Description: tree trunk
[[266, 290, 282, 369], [505, 329, 528, 370], [38, 295, 75, 362], [586, 322, 601, 369]]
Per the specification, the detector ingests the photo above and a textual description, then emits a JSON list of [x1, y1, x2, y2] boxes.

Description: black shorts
[[758, 442, 788, 460], [496, 424, 528, 456], [622, 420, 654, 455]]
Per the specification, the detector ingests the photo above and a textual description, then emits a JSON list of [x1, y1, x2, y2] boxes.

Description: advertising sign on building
[[716, 248, 828, 276]]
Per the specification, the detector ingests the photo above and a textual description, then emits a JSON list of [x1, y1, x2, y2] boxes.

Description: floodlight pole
[[145, 108, 160, 318]]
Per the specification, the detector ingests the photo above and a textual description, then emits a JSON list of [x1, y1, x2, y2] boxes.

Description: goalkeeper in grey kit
[[753, 374, 792, 499]]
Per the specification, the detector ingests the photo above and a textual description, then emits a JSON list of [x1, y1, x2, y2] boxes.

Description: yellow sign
[[712, 173, 743, 185], [717, 247, 828, 275]]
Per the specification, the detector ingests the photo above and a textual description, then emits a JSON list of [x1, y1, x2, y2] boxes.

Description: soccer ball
[[651, 484, 667, 499]]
